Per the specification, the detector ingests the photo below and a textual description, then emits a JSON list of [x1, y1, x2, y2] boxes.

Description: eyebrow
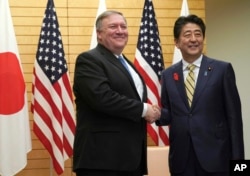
[[183, 29, 202, 33]]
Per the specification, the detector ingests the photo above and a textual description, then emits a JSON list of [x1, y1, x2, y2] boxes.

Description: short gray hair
[[95, 10, 127, 30]]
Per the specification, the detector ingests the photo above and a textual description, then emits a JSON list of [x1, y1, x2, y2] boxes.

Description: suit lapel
[[123, 55, 147, 101], [192, 56, 214, 108], [173, 61, 190, 108], [97, 44, 144, 101], [97, 45, 133, 81]]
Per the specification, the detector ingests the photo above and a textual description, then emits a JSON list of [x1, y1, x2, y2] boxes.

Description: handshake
[[144, 104, 161, 124]]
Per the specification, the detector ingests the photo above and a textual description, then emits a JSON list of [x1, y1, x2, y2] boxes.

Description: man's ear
[[174, 38, 180, 49], [96, 30, 102, 41]]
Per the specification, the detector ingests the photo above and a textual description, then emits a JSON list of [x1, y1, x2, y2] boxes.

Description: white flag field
[[172, 0, 189, 64], [90, 0, 107, 49], [0, 0, 32, 175]]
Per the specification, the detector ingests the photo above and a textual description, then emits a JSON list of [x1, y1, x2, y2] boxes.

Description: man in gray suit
[[73, 10, 160, 176], [156, 14, 244, 176]]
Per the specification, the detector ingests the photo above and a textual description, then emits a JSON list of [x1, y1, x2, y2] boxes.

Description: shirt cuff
[[142, 103, 148, 117]]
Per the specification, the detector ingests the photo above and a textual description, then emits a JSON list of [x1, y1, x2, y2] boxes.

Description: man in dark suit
[[156, 14, 244, 176], [73, 10, 160, 176]]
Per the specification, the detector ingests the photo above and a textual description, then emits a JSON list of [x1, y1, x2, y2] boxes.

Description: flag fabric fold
[[90, 0, 107, 49], [31, 0, 75, 174], [134, 0, 169, 146], [172, 0, 189, 64], [0, 0, 32, 175]]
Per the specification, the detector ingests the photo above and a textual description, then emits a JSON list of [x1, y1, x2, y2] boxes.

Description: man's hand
[[144, 104, 161, 123]]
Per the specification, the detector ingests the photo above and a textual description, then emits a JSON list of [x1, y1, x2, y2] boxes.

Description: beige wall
[[205, 0, 250, 159], [9, 0, 205, 175]]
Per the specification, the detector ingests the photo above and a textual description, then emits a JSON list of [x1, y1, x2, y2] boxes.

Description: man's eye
[[184, 34, 191, 38], [109, 26, 116, 29], [195, 33, 202, 37], [121, 25, 127, 29], [108, 25, 127, 30]]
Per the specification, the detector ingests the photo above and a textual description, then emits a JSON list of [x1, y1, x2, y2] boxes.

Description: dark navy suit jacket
[[156, 55, 244, 173]]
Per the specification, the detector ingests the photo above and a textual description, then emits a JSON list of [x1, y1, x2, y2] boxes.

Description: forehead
[[181, 23, 202, 33], [102, 14, 126, 25]]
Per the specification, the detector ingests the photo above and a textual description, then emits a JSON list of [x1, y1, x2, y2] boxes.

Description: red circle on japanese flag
[[0, 52, 25, 115]]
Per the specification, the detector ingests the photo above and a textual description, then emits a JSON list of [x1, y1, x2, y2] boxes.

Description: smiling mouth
[[189, 45, 198, 48], [114, 36, 126, 39]]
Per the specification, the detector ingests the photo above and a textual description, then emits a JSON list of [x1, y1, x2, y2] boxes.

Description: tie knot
[[118, 55, 126, 64], [118, 55, 123, 59], [187, 64, 195, 71]]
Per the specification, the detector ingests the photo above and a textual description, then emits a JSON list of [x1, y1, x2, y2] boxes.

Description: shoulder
[[203, 55, 235, 75], [163, 60, 182, 73], [77, 48, 98, 58], [76, 47, 104, 64], [203, 55, 231, 66], [202, 55, 234, 74]]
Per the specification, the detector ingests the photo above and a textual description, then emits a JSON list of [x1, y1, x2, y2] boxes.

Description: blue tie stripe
[[118, 55, 131, 75]]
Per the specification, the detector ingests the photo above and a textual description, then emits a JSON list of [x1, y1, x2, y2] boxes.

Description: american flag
[[134, 0, 169, 146], [31, 0, 75, 174]]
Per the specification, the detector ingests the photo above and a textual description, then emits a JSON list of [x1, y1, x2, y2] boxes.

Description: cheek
[[125, 31, 129, 36], [176, 41, 185, 48], [175, 38, 186, 47], [175, 41, 180, 48]]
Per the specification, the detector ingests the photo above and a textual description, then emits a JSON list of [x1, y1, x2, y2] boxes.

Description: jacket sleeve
[[73, 52, 144, 122], [156, 71, 171, 126], [223, 63, 244, 159]]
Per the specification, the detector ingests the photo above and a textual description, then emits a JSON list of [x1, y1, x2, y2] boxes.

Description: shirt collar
[[182, 54, 203, 71], [114, 54, 123, 59]]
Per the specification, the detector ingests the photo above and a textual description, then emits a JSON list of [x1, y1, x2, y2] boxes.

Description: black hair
[[173, 14, 206, 39]]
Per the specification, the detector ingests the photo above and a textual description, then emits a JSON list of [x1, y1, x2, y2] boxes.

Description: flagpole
[[66, 0, 70, 68]]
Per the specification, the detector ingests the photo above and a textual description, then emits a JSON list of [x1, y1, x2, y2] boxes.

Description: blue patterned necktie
[[118, 55, 131, 75]]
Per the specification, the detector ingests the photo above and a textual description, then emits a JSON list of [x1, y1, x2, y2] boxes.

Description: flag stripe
[[134, 49, 160, 85], [33, 62, 74, 174], [159, 126, 169, 145], [33, 63, 74, 155], [147, 123, 159, 145], [134, 0, 169, 146], [31, 0, 75, 174], [33, 67, 64, 133], [134, 57, 161, 105], [61, 74, 75, 133], [33, 90, 64, 154], [33, 122, 63, 174]]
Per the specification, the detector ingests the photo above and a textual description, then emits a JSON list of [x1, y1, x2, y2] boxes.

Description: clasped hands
[[144, 104, 161, 124]]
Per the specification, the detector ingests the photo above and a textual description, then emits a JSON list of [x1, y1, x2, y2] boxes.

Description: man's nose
[[116, 26, 124, 32], [190, 34, 196, 41]]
